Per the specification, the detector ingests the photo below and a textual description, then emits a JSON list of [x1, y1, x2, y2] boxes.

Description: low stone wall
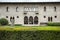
[[0, 31, 60, 40]]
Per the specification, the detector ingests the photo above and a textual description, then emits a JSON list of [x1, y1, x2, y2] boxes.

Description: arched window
[[44, 6, 46, 12], [34, 16, 38, 24], [48, 17, 53, 22], [10, 17, 15, 22], [13, 17, 15, 20], [54, 7, 56, 11], [29, 16, 33, 24], [10, 17, 12, 21], [24, 16, 28, 24], [16, 7, 18, 12], [13, 17, 15, 23], [51, 17, 52, 22], [48, 17, 50, 22]]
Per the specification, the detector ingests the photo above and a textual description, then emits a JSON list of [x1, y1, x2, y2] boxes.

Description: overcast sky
[[0, 0, 60, 2]]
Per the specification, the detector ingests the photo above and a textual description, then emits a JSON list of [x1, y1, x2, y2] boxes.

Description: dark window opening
[[54, 7, 56, 11], [55, 16, 57, 18], [34, 16, 38, 24], [51, 17, 52, 22], [6, 16, 8, 18], [13, 17, 15, 19], [48, 17, 53, 22], [16, 7, 18, 12], [44, 16, 46, 18], [10, 17, 15, 22], [24, 13, 27, 15], [44, 6, 46, 12], [17, 16, 19, 18], [48, 17, 50, 22], [6, 7, 8, 12], [29, 16, 33, 24], [36, 13, 39, 14], [24, 16, 28, 24], [10, 17, 12, 21]]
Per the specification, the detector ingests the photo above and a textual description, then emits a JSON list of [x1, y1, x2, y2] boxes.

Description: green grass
[[0, 26, 60, 31]]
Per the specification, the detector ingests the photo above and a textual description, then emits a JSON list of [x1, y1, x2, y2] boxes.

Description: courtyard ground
[[0, 26, 60, 31]]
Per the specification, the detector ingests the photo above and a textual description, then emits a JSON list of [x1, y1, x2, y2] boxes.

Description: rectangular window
[[6, 7, 8, 12], [54, 7, 56, 11], [44, 6, 46, 12]]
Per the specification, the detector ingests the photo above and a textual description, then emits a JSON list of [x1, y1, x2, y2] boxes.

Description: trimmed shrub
[[14, 24, 22, 26], [8, 24, 22, 26], [0, 18, 8, 25], [47, 22, 60, 26], [0, 31, 60, 40]]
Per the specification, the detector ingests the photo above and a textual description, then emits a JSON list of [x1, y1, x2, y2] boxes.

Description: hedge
[[14, 24, 22, 26], [0, 31, 60, 40], [47, 22, 60, 26], [8, 24, 22, 26]]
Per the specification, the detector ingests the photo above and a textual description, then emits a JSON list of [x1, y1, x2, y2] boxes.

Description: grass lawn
[[0, 26, 60, 31]]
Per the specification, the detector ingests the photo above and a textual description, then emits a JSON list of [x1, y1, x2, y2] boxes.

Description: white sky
[[0, 0, 60, 2]]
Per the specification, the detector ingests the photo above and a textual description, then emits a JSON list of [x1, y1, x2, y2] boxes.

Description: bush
[[14, 24, 22, 26], [8, 24, 22, 26], [0, 18, 8, 25], [47, 22, 60, 26], [0, 31, 60, 40]]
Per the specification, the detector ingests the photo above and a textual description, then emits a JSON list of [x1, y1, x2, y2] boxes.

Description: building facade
[[0, 2, 60, 26]]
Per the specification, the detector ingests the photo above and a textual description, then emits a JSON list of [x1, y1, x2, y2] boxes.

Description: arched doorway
[[29, 16, 33, 24], [34, 16, 38, 24], [24, 16, 28, 24]]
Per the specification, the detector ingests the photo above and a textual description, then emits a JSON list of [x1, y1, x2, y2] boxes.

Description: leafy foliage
[[0, 18, 8, 25], [0, 31, 60, 40], [14, 24, 22, 26], [47, 22, 60, 26]]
